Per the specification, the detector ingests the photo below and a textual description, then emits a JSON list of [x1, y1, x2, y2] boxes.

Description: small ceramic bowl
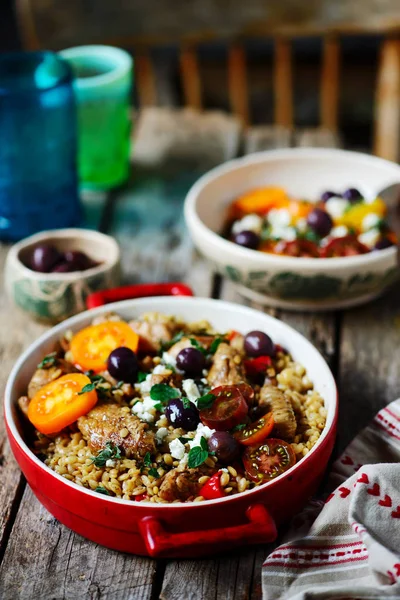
[[184, 148, 400, 311], [5, 228, 121, 323]]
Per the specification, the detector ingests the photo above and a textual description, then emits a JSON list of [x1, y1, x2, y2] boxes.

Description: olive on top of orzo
[[19, 311, 327, 503]]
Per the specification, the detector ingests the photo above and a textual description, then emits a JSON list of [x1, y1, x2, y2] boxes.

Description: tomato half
[[244, 356, 272, 378], [70, 321, 139, 373], [235, 412, 274, 446], [27, 373, 98, 435], [320, 235, 369, 258], [199, 472, 226, 499], [274, 239, 320, 258], [236, 382, 255, 405], [243, 438, 296, 482], [199, 385, 248, 431]]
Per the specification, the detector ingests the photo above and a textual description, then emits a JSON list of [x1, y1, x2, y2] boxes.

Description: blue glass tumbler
[[0, 52, 82, 241]]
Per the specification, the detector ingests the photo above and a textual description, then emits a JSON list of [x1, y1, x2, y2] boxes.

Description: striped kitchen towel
[[262, 399, 400, 600]]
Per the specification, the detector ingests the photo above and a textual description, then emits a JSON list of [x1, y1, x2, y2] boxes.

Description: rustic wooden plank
[[0, 487, 157, 600], [228, 44, 250, 126], [0, 245, 46, 560], [320, 36, 340, 131], [21, 0, 400, 49], [373, 38, 400, 161], [135, 52, 157, 107], [273, 38, 293, 128], [180, 45, 202, 110], [338, 282, 400, 453]]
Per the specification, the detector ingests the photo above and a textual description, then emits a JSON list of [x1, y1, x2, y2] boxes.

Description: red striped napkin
[[262, 400, 400, 599]]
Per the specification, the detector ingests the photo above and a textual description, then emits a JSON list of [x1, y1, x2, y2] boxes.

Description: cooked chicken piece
[[129, 313, 177, 353], [229, 332, 245, 353], [207, 342, 246, 388], [259, 384, 297, 441], [159, 467, 206, 502], [166, 335, 214, 360], [27, 359, 79, 399], [77, 404, 156, 458], [18, 396, 30, 418], [149, 371, 183, 388]]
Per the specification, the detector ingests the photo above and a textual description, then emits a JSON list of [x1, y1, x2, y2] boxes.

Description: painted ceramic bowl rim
[[8, 228, 120, 281], [5, 296, 338, 509], [184, 147, 399, 270]]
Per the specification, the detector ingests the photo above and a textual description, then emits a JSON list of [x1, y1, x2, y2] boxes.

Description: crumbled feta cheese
[[105, 459, 116, 468], [134, 374, 152, 394], [268, 208, 291, 228], [182, 379, 201, 403], [179, 453, 189, 467], [330, 225, 348, 238], [155, 427, 169, 444], [296, 218, 308, 233], [132, 396, 160, 423], [169, 438, 186, 460], [152, 364, 172, 375], [362, 213, 380, 231], [271, 226, 297, 241], [189, 423, 216, 448], [325, 198, 350, 219], [358, 228, 380, 248], [232, 214, 263, 235], [162, 352, 177, 369]]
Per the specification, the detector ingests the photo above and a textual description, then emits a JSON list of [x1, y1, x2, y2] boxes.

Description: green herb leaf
[[187, 446, 209, 468], [209, 336, 226, 354], [143, 452, 152, 468], [154, 402, 163, 412], [189, 338, 208, 356], [200, 436, 208, 451], [178, 436, 191, 443], [148, 467, 159, 478], [78, 382, 96, 395], [91, 442, 122, 467], [150, 383, 180, 402], [95, 486, 110, 495], [231, 423, 247, 433], [196, 393, 215, 411], [137, 371, 148, 383], [37, 352, 58, 369], [182, 397, 191, 409], [160, 331, 186, 352]]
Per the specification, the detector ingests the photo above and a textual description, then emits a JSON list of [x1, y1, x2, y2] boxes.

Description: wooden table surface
[[1, 158, 400, 600]]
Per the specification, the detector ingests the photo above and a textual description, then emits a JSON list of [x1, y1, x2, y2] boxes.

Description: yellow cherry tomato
[[287, 199, 313, 223], [231, 187, 290, 217], [338, 198, 386, 230]]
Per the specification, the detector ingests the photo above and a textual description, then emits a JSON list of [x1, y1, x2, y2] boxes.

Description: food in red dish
[[225, 186, 397, 258], [19, 312, 327, 503]]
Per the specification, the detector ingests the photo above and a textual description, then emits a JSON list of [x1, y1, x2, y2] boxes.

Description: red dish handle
[[139, 504, 277, 558], [86, 282, 194, 309]]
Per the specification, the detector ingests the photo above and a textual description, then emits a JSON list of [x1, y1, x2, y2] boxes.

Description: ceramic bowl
[[5, 296, 337, 557], [5, 228, 120, 323], [184, 148, 400, 311]]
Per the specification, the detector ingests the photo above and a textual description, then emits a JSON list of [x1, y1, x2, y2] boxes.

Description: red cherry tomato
[[199, 472, 226, 500], [199, 385, 249, 431], [244, 356, 272, 378], [320, 235, 369, 258], [135, 493, 148, 502], [235, 412, 275, 446], [243, 439, 296, 482], [227, 330, 241, 342], [274, 239, 320, 258], [236, 382, 255, 405]]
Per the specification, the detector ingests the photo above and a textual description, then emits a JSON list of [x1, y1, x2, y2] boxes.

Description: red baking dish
[[4, 289, 337, 558]]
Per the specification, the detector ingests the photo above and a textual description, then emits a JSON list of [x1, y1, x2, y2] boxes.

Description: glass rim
[[59, 45, 133, 89], [0, 51, 73, 96]]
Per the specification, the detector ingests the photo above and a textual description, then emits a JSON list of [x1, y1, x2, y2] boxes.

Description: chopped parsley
[[148, 467, 159, 478], [143, 452, 152, 468], [209, 336, 226, 354], [95, 486, 110, 496], [189, 338, 208, 356], [231, 423, 246, 433], [78, 382, 96, 395], [160, 331, 186, 353], [91, 442, 122, 467], [196, 393, 216, 411], [150, 383, 180, 402], [37, 352, 58, 369], [137, 371, 148, 383], [182, 397, 191, 409]]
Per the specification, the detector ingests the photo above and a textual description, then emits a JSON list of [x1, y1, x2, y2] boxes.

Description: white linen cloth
[[262, 399, 400, 599]]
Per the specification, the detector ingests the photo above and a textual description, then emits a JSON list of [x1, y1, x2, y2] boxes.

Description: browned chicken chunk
[[27, 359, 79, 399], [129, 315, 177, 353], [159, 468, 205, 502], [77, 404, 156, 458], [167, 335, 214, 359], [207, 342, 246, 388], [259, 384, 297, 441]]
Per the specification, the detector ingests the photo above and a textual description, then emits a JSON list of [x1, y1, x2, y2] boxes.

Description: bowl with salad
[[184, 148, 400, 310]]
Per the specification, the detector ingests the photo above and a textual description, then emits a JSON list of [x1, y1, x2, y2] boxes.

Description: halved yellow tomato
[[231, 187, 290, 217], [70, 321, 139, 372], [287, 199, 313, 222], [338, 198, 386, 229], [27, 373, 97, 434]]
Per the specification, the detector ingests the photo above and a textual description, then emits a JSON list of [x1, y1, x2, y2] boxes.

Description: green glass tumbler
[[59, 46, 133, 190]]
